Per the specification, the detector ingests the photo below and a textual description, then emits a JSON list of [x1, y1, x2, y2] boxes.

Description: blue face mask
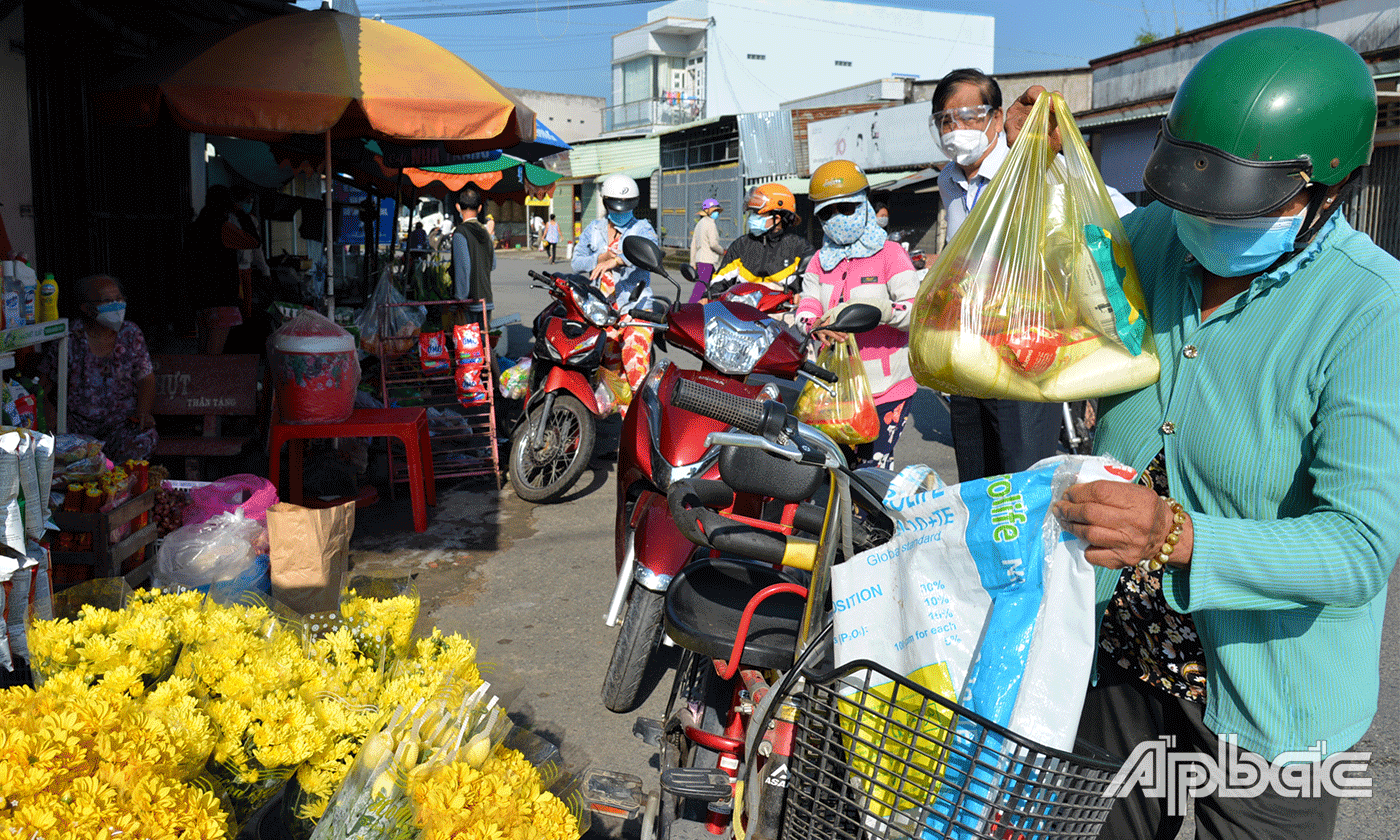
[[1172, 209, 1304, 277], [747, 214, 771, 236], [607, 210, 634, 227], [94, 301, 126, 331]]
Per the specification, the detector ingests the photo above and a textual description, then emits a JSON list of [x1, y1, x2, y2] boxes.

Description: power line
[[363, 0, 659, 19]]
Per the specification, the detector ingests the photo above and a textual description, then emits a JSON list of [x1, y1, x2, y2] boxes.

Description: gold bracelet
[[1147, 497, 1187, 572]]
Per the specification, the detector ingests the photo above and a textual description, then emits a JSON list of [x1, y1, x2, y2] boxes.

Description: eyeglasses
[[815, 202, 859, 222], [929, 104, 993, 135]]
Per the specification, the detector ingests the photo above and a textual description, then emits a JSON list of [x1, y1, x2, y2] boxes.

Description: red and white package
[[420, 331, 451, 372], [454, 323, 485, 366], [455, 365, 490, 405]]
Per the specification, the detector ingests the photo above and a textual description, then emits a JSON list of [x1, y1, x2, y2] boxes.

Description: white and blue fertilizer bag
[[831, 455, 1135, 838]]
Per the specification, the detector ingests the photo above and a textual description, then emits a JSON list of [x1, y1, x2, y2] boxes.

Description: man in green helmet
[[1010, 27, 1398, 840]]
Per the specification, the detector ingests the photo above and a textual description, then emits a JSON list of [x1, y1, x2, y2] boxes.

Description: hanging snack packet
[[454, 323, 486, 366], [419, 331, 450, 372]]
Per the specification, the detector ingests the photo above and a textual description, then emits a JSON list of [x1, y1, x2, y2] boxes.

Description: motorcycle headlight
[[572, 286, 615, 327], [703, 302, 782, 375]]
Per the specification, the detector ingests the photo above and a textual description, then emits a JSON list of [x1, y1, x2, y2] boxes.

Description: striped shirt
[[1092, 202, 1400, 759]]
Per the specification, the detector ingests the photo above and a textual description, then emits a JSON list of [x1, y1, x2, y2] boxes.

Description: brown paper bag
[[266, 501, 354, 615]]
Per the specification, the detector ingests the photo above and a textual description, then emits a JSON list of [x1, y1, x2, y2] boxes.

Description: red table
[[269, 407, 436, 532]]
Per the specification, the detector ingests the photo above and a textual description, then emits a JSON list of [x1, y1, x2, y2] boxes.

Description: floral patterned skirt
[[1097, 451, 1208, 704]]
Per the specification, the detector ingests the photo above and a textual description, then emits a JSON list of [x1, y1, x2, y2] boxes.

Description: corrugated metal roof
[[737, 111, 796, 179], [1075, 103, 1169, 130], [566, 136, 660, 179], [594, 165, 657, 182]]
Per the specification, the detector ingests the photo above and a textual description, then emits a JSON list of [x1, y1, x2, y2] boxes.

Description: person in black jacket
[[707, 183, 814, 298]]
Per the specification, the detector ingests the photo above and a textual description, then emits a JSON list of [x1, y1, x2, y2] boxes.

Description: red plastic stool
[[269, 407, 436, 532]]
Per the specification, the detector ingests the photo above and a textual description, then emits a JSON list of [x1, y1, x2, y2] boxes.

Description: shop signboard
[[334, 185, 396, 246], [808, 100, 945, 172]]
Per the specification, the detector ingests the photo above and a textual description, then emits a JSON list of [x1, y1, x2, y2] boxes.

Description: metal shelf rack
[[378, 299, 500, 488]]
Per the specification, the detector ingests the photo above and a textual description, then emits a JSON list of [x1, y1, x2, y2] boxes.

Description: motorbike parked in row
[[601, 239, 837, 713], [507, 263, 664, 503]]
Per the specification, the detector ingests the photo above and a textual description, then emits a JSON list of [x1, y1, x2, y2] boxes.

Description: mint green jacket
[[1094, 203, 1400, 760]]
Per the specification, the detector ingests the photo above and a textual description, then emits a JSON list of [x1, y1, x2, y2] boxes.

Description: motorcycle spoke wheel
[[509, 394, 596, 503]]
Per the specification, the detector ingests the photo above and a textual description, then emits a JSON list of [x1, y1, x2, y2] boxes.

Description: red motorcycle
[[507, 265, 664, 503], [601, 239, 833, 712]]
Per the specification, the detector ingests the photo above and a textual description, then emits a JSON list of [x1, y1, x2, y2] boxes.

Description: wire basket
[[777, 659, 1123, 840]]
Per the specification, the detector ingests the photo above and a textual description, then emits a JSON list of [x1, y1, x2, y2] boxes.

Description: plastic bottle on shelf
[[38, 273, 58, 323], [1, 261, 18, 330], [15, 259, 36, 326]]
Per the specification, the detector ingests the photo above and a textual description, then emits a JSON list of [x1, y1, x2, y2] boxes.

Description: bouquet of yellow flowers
[[0, 670, 227, 837]]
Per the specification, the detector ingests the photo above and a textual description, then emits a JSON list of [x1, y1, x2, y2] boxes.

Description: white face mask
[[94, 301, 126, 331], [939, 128, 992, 168]]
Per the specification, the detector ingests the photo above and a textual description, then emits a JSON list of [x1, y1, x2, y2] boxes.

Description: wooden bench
[[151, 354, 263, 478]]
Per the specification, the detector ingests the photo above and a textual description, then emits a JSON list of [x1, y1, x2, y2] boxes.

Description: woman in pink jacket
[[795, 160, 921, 469]]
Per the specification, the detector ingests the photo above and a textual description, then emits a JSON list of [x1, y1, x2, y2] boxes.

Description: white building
[[606, 0, 994, 135], [507, 88, 605, 143]]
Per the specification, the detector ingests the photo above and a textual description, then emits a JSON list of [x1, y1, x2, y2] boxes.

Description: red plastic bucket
[[272, 332, 358, 424]]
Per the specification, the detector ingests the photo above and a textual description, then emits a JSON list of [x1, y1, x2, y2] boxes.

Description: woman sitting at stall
[[39, 274, 157, 463]]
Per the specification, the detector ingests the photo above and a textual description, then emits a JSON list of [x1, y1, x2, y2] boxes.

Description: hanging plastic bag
[[356, 268, 426, 359], [910, 92, 1159, 401], [593, 367, 632, 418], [793, 335, 879, 445], [498, 358, 531, 399], [154, 508, 269, 593]]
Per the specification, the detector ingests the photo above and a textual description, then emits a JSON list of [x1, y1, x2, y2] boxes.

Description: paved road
[[350, 249, 1397, 840]]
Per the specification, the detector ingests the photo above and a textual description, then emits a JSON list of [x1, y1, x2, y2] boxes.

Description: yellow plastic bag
[[910, 93, 1159, 401], [795, 336, 879, 445]]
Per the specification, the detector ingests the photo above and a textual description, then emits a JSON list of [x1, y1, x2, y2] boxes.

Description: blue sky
[[301, 0, 1233, 97]]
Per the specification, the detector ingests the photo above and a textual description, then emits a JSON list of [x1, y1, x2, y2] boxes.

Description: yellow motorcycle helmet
[[809, 160, 869, 210]]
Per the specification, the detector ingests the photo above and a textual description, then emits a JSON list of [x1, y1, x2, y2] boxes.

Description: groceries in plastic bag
[[832, 455, 1129, 834], [270, 309, 361, 424], [154, 508, 270, 594], [356, 269, 426, 358], [593, 367, 632, 417], [794, 335, 879, 444], [499, 358, 531, 399], [910, 92, 1159, 401]]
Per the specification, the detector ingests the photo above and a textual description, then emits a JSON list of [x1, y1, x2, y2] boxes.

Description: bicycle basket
[[776, 659, 1122, 840]]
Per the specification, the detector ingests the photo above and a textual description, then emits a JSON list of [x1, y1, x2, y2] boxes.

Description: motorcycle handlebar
[[629, 306, 668, 325], [800, 360, 838, 384], [527, 270, 553, 284], [670, 378, 786, 439]]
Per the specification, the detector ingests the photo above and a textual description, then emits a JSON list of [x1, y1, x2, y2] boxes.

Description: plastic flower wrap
[[408, 743, 582, 840], [310, 679, 514, 840], [27, 580, 201, 690], [173, 597, 327, 826], [0, 672, 227, 836], [340, 575, 420, 670]]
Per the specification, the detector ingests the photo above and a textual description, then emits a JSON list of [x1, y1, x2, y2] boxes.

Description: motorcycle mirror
[[679, 263, 697, 284], [825, 303, 882, 334], [621, 236, 670, 280]]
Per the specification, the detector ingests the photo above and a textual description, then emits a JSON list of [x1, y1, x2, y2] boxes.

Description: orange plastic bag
[[795, 336, 879, 445]]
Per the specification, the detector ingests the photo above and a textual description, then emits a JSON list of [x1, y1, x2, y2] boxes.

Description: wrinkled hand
[[1053, 480, 1193, 570], [812, 329, 849, 346], [1005, 85, 1062, 153]]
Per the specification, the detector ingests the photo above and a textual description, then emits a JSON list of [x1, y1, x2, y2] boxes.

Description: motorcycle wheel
[[509, 394, 596, 503], [601, 586, 664, 712]]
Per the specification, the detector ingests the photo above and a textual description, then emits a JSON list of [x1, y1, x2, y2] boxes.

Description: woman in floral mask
[[38, 274, 157, 462], [795, 160, 920, 469]]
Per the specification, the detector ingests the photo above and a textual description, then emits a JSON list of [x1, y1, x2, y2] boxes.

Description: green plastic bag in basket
[[910, 92, 1159, 401]]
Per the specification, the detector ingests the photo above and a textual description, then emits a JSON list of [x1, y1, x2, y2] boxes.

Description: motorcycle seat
[[664, 556, 808, 671]]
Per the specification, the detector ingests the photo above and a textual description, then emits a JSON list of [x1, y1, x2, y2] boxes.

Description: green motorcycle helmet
[[1143, 27, 1376, 219]]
